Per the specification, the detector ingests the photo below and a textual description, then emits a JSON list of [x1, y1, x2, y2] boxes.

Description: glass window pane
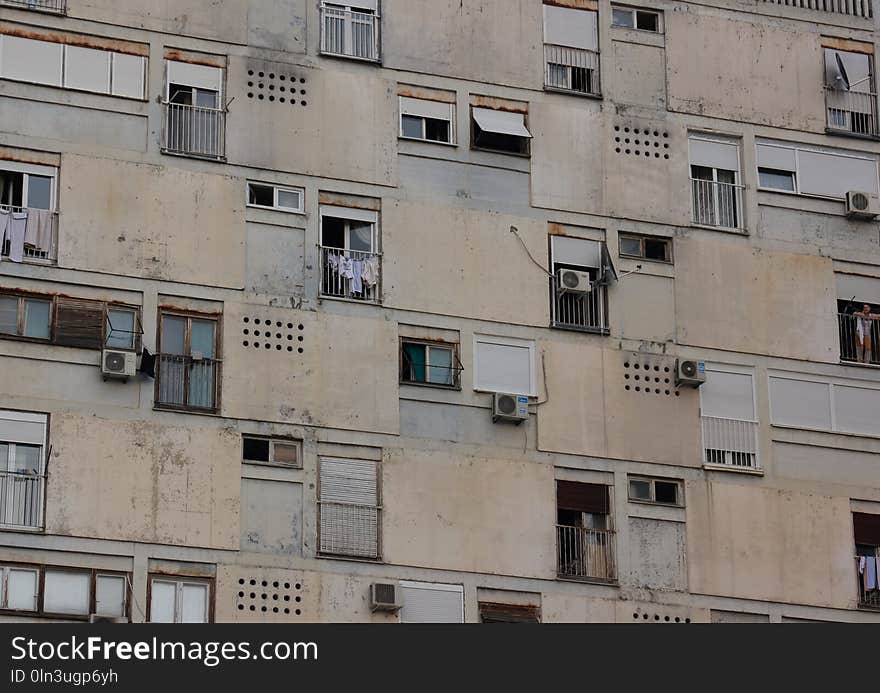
[[161, 315, 186, 355], [43, 570, 90, 615], [26, 175, 52, 210], [6, 568, 38, 611], [190, 319, 216, 359], [612, 8, 634, 27], [248, 183, 274, 207], [654, 481, 679, 505], [427, 346, 454, 385], [629, 479, 652, 501], [716, 168, 737, 185], [96, 575, 126, 617], [0, 296, 18, 335], [691, 165, 714, 181], [181, 583, 208, 623], [272, 442, 299, 466], [23, 300, 50, 339], [402, 115, 424, 139], [195, 89, 218, 108], [402, 343, 427, 382], [12, 444, 41, 475], [348, 221, 373, 252], [150, 581, 177, 623], [277, 189, 301, 210], [106, 308, 135, 349], [758, 168, 796, 192], [583, 512, 608, 530], [619, 236, 643, 257]]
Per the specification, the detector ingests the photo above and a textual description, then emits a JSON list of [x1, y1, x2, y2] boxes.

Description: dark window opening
[[424, 118, 450, 143], [644, 237, 670, 262], [838, 298, 880, 365], [654, 481, 679, 505], [242, 437, 270, 463], [636, 11, 659, 31], [472, 123, 529, 156], [248, 183, 274, 207]]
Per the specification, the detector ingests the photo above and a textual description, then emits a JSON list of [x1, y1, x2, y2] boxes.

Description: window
[[399, 97, 456, 144], [246, 182, 304, 213], [611, 5, 662, 32], [164, 60, 225, 159], [556, 481, 615, 581], [242, 436, 301, 468], [318, 457, 379, 559], [478, 602, 540, 623], [855, 513, 880, 607], [0, 0, 66, 14], [0, 32, 145, 97], [43, 570, 90, 615], [0, 294, 51, 340], [0, 565, 38, 611], [0, 161, 58, 262], [619, 233, 672, 263], [149, 577, 210, 623], [156, 311, 220, 412], [837, 276, 880, 365], [627, 476, 683, 506], [756, 139, 879, 199], [0, 563, 128, 618], [400, 339, 460, 388], [543, 3, 600, 95], [473, 335, 536, 396], [105, 306, 138, 350], [319, 205, 380, 303], [0, 410, 46, 531], [399, 582, 464, 623], [471, 107, 532, 156], [551, 235, 616, 333], [689, 135, 743, 230], [701, 366, 759, 470], [95, 574, 127, 617], [320, 2, 380, 62], [824, 47, 877, 137]]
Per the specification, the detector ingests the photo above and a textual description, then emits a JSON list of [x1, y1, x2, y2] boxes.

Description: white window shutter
[[180, 583, 209, 623], [64, 45, 111, 93], [689, 137, 740, 171], [149, 580, 177, 623], [797, 150, 879, 197], [834, 385, 880, 436], [769, 377, 832, 431], [319, 458, 379, 558], [112, 53, 145, 98], [400, 96, 453, 121], [543, 5, 598, 51], [399, 582, 464, 623], [95, 575, 127, 617], [474, 337, 535, 395], [43, 571, 90, 615], [6, 568, 38, 611], [701, 369, 755, 421], [0, 36, 63, 86]]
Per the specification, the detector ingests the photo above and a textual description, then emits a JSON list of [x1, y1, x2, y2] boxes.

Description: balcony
[[155, 354, 221, 413], [0, 0, 65, 13], [760, 0, 873, 18], [556, 525, 616, 582], [320, 246, 381, 304], [691, 178, 745, 231], [1, 205, 57, 264], [826, 88, 878, 137], [0, 470, 44, 530], [162, 102, 226, 160], [701, 416, 760, 471], [544, 44, 601, 97], [839, 312, 879, 365], [551, 279, 609, 334], [320, 5, 380, 62], [857, 557, 880, 608]]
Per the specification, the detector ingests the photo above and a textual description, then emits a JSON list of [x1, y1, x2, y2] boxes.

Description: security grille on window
[[156, 311, 220, 412], [556, 481, 616, 581], [318, 457, 379, 559], [700, 366, 759, 470], [320, 1, 380, 62], [399, 97, 456, 144], [149, 577, 210, 623], [824, 47, 877, 137], [0, 410, 47, 530], [688, 135, 744, 231], [855, 512, 880, 608], [400, 339, 461, 388], [471, 107, 532, 156], [543, 3, 600, 96]]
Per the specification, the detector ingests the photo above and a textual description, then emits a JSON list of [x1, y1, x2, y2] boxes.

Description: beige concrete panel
[[382, 201, 549, 326], [627, 517, 688, 591], [608, 40, 666, 109], [225, 59, 397, 187], [686, 481, 855, 608], [383, 0, 543, 89], [58, 154, 245, 288], [381, 449, 557, 578], [541, 594, 617, 623], [674, 238, 838, 362], [530, 100, 604, 214], [0, 358, 138, 409], [222, 303, 399, 434], [610, 272, 676, 342], [536, 339, 607, 457], [45, 413, 240, 549], [666, 11, 825, 131]]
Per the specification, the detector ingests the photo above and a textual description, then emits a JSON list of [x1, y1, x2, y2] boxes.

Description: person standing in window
[[855, 304, 879, 363]]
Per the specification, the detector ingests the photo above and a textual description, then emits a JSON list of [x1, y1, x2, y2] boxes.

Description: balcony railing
[[691, 178, 745, 231], [156, 354, 221, 413], [826, 88, 878, 136], [0, 0, 66, 13], [318, 502, 379, 559], [857, 557, 880, 607], [760, 0, 873, 18], [0, 205, 58, 263], [839, 312, 880, 365], [544, 44, 601, 96], [163, 102, 226, 160], [320, 246, 381, 304], [551, 278, 609, 334], [702, 416, 760, 470], [556, 525, 616, 582], [0, 471, 44, 530], [320, 5, 380, 62]]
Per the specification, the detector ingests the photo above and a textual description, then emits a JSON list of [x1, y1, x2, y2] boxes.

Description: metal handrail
[[162, 102, 226, 160]]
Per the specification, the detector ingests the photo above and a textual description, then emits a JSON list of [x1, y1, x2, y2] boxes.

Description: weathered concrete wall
[[240, 478, 302, 555], [627, 517, 688, 591]]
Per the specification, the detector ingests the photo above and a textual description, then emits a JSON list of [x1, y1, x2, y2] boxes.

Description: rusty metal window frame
[[399, 337, 463, 390]]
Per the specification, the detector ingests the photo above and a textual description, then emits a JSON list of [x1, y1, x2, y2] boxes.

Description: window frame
[[104, 303, 140, 351], [246, 181, 305, 214], [472, 334, 537, 396], [317, 456, 381, 561], [0, 160, 58, 213], [155, 308, 222, 414], [399, 338, 461, 390], [147, 574, 213, 624], [319, 1, 382, 63], [241, 435, 302, 468], [470, 106, 532, 158], [398, 96, 457, 146], [610, 4, 663, 33], [627, 475, 684, 507], [0, 408, 48, 531], [757, 167, 798, 193], [0, 292, 53, 342], [618, 233, 673, 264]]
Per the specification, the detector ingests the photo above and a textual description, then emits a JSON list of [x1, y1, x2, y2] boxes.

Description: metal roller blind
[[400, 96, 452, 121], [543, 5, 598, 51], [319, 458, 378, 558], [855, 513, 880, 546], [472, 108, 532, 138], [556, 481, 608, 514], [399, 582, 463, 623], [688, 137, 740, 171], [0, 411, 46, 446]]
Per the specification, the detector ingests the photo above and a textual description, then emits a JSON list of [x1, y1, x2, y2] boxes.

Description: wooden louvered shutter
[[319, 457, 378, 558], [54, 297, 104, 349]]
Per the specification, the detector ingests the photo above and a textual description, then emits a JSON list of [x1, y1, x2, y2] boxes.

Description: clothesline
[[0, 207, 54, 262], [325, 250, 380, 293], [859, 555, 879, 591]]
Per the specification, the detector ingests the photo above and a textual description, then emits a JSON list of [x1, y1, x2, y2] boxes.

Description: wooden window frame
[[241, 435, 303, 468], [0, 292, 53, 343], [627, 475, 684, 507], [618, 233, 673, 264]]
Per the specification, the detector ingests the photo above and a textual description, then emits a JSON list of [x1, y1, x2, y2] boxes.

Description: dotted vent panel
[[623, 353, 679, 397], [614, 123, 670, 159], [241, 315, 305, 355], [246, 64, 309, 107], [236, 576, 304, 617], [631, 611, 692, 623]]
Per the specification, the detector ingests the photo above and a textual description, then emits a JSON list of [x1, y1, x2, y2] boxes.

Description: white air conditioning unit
[[493, 392, 530, 424], [675, 359, 706, 388], [369, 583, 402, 613], [556, 268, 592, 294], [102, 349, 137, 381], [89, 614, 130, 624], [846, 191, 880, 219]]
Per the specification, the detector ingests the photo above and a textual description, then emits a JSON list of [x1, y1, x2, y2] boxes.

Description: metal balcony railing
[[320, 5, 380, 61], [826, 88, 878, 136], [691, 178, 745, 231], [760, 0, 872, 18], [156, 354, 221, 413], [320, 246, 381, 303], [839, 312, 880, 365], [0, 205, 58, 263], [551, 278, 609, 334], [544, 44, 601, 96], [702, 416, 760, 470], [0, 471, 44, 530], [0, 0, 66, 13], [556, 525, 616, 582], [857, 557, 880, 607], [163, 102, 226, 160], [319, 502, 379, 558]]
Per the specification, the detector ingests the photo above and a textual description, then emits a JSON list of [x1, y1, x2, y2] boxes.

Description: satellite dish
[[834, 52, 851, 91]]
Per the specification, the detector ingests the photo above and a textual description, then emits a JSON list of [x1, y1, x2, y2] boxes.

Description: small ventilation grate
[[613, 124, 670, 159], [241, 316, 305, 355], [632, 611, 692, 623], [236, 577, 303, 617], [246, 65, 308, 107], [623, 355, 679, 397]]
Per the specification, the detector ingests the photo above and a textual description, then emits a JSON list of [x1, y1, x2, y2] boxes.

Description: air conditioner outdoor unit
[[493, 392, 530, 424], [89, 614, 130, 624], [102, 349, 137, 381], [556, 268, 592, 294], [369, 583, 402, 613], [846, 191, 880, 219], [675, 359, 706, 388]]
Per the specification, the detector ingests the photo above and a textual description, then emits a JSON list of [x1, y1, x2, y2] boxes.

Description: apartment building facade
[[0, 0, 879, 623]]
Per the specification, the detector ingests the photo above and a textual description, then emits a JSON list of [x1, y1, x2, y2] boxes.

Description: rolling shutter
[[54, 297, 104, 349], [854, 513, 880, 546], [399, 582, 464, 623], [557, 480, 608, 514], [319, 457, 378, 558]]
